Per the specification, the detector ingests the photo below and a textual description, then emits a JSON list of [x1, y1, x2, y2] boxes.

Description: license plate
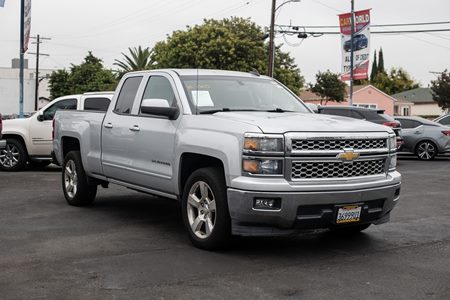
[[336, 205, 362, 224]]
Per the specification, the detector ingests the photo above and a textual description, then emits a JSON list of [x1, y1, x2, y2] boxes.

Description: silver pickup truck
[[53, 69, 401, 249]]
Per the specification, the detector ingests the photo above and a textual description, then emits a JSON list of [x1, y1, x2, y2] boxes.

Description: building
[[392, 87, 446, 118], [299, 85, 399, 115], [0, 59, 54, 115]]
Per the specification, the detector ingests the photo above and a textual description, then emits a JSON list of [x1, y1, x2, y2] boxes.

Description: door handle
[[414, 131, 421, 134], [129, 125, 140, 132], [104, 123, 113, 129]]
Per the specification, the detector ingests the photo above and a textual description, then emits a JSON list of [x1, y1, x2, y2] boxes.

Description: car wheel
[[62, 151, 97, 206], [329, 223, 371, 234], [0, 139, 28, 171], [181, 167, 231, 250], [416, 141, 437, 160]]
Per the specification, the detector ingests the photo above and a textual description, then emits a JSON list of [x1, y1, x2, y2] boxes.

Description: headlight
[[243, 158, 283, 175], [244, 134, 284, 154], [389, 135, 396, 151], [389, 154, 397, 171]]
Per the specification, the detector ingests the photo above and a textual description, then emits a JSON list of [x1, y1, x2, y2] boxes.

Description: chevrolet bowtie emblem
[[337, 149, 360, 162]]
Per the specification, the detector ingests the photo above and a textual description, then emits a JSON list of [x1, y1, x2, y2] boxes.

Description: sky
[[0, 0, 449, 86]]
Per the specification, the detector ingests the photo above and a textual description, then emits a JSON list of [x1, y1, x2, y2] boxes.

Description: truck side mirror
[[37, 111, 45, 122], [140, 99, 179, 120]]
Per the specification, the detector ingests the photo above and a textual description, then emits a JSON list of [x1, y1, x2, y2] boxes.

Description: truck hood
[[212, 112, 392, 134]]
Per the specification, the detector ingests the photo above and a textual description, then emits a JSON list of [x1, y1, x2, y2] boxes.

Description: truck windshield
[[180, 75, 310, 114]]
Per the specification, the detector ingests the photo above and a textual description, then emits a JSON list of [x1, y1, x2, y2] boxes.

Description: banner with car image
[[339, 9, 371, 81]]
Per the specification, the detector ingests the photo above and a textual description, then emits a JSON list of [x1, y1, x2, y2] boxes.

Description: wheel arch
[[2, 134, 29, 156], [178, 153, 226, 198]]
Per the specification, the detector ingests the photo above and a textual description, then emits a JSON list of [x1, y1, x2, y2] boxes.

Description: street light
[[267, 0, 300, 77]]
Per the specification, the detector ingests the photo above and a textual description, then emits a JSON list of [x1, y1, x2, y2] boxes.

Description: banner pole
[[349, 0, 354, 106]]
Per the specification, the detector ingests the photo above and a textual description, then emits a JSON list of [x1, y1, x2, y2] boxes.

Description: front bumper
[[227, 172, 401, 236], [0, 139, 6, 149]]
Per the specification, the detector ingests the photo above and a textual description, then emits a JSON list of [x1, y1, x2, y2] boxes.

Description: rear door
[[396, 119, 423, 152]]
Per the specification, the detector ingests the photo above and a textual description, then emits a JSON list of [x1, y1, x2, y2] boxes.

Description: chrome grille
[[291, 139, 386, 151], [291, 159, 386, 180]]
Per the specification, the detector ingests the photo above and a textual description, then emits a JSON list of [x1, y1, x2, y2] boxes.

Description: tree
[[378, 48, 385, 74], [372, 67, 419, 95], [370, 51, 378, 82], [430, 70, 450, 111], [49, 52, 117, 99], [114, 46, 155, 77], [309, 70, 347, 105], [151, 17, 304, 92]]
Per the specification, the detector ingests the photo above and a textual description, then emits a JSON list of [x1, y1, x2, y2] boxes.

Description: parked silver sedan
[[395, 116, 450, 160]]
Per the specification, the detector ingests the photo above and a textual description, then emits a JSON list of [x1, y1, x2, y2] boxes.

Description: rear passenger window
[[440, 116, 450, 125], [84, 97, 111, 112], [322, 109, 351, 118], [114, 76, 143, 114], [350, 110, 365, 119], [142, 76, 176, 107]]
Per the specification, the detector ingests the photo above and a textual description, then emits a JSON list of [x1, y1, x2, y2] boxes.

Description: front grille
[[291, 138, 386, 151], [291, 159, 386, 179]]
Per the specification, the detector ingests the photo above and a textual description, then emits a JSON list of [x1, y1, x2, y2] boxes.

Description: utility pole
[[29, 35, 50, 111], [349, 0, 355, 106], [19, 0, 24, 118], [268, 0, 276, 77]]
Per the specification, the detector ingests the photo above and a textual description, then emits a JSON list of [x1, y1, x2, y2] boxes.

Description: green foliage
[[114, 46, 155, 77], [430, 70, 450, 111], [372, 67, 419, 95], [370, 51, 377, 82], [378, 48, 385, 74], [309, 70, 347, 105], [151, 17, 304, 92], [49, 52, 117, 99]]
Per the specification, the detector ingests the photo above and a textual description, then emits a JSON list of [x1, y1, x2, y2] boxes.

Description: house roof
[[299, 85, 397, 103], [391, 88, 434, 103]]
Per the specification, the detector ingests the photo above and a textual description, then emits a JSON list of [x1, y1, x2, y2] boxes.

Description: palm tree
[[114, 46, 154, 76]]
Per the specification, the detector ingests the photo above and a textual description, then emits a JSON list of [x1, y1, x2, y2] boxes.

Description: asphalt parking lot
[[0, 157, 449, 299]]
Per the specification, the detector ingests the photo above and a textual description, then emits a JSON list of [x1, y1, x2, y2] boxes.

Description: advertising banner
[[339, 9, 370, 81], [23, 0, 32, 52]]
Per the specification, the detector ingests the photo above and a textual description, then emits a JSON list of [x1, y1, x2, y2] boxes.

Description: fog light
[[254, 198, 281, 210]]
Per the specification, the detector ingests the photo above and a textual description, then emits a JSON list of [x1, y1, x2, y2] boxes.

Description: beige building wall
[[412, 103, 446, 117]]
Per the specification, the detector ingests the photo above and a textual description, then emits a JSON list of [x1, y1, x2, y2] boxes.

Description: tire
[[329, 223, 371, 234], [28, 160, 51, 168], [62, 151, 97, 206], [416, 141, 437, 160], [181, 167, 231, 250], [0, 138, 28, 171]]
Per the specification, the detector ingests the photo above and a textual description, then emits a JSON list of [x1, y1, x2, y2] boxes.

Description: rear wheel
[[416, 141, 437, 160], [62, 151, 97, 206], [181, 167, 231, 250], [0, 139, 28, 171]]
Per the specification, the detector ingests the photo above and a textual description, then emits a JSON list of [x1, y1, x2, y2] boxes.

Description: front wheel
[[416, 141, 437, 160], [62, 151, 97, 206], [181, 167, 231, 250], [0, 139, 28, 171]]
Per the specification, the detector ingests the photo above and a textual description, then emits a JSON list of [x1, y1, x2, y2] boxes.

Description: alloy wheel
[[417, 142, 436, 160], [187, 181, 217, 239], [0, 144, 20, 168], [64, 160, 78, 198]]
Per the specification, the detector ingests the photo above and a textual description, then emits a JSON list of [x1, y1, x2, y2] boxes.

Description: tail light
[[52, 118, 56, 140], [384, 121, 400, 128], [442, 130, 450, 136]]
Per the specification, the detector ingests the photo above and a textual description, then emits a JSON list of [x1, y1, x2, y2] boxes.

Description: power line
[[277, 21, 450, 29], [275, 28, 450, 36]]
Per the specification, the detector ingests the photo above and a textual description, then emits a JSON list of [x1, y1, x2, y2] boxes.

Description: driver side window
[[43, 99, 77, 120]]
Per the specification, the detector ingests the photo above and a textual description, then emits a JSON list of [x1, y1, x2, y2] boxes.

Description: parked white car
[[0, 92, 113, 171]]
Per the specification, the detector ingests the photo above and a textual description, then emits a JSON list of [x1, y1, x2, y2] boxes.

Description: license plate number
[[336, 205, 362, 224]]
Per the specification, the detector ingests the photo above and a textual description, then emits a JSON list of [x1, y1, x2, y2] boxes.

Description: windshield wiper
[[265, 108, 294, 113], [199, 108, 261, 114]]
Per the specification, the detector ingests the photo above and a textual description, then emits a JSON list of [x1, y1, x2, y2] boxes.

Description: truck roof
[[125, 69, 269, 79], [83, 91, 114, 95]]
